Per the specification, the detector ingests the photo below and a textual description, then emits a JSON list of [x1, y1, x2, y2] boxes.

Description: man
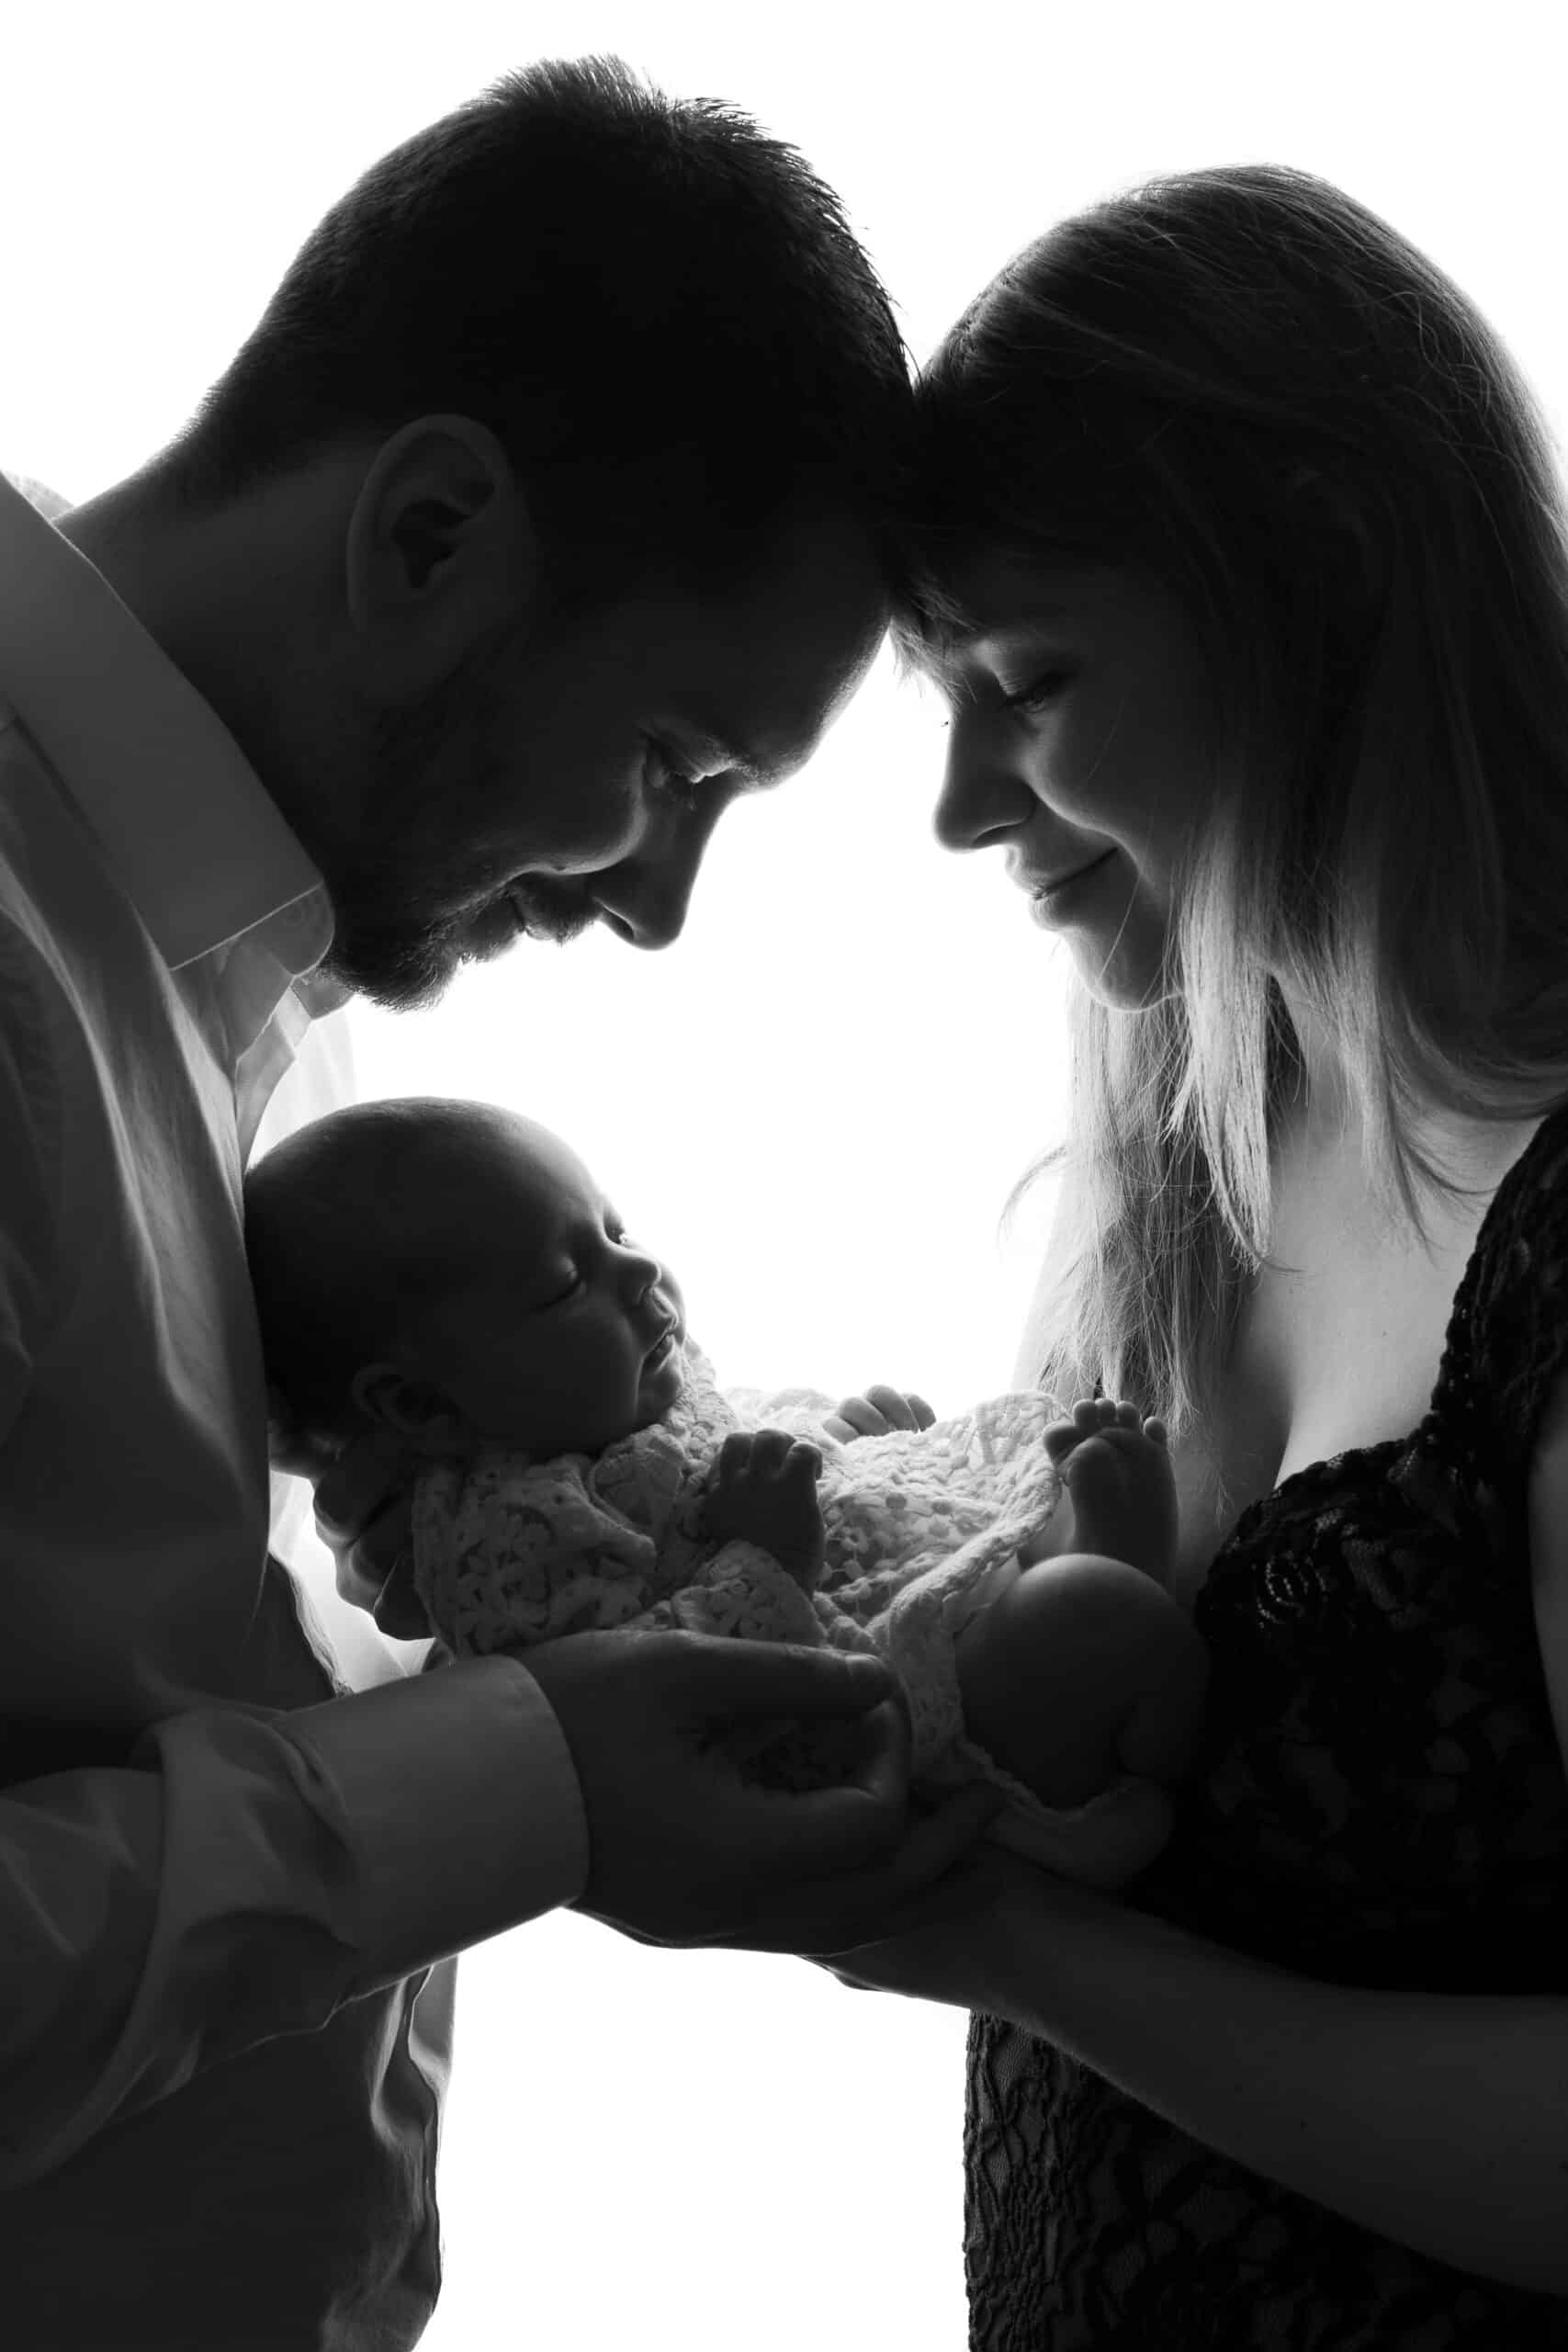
[[0, 59, 998, 2350]]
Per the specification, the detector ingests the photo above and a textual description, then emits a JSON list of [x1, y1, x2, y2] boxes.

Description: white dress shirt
[[0, 468, 589, 2349]]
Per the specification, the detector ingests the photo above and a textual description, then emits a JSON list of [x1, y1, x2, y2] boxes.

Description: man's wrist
[[279, 1654, 590, 1987]]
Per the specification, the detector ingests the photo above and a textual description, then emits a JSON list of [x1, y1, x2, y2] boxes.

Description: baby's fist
[[705, 1429, 826, 1586]]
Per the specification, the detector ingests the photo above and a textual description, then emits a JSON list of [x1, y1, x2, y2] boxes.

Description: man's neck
[[55, 467, 329, 834]]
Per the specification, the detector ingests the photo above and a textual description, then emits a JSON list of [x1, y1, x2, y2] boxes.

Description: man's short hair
[[162, 54, 918, 610]]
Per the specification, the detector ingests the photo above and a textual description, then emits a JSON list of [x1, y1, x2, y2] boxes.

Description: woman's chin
[[1070, 929, 1175, 1013]]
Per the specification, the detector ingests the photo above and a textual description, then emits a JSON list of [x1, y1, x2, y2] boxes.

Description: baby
[[245, 1098, 1209, 1875]]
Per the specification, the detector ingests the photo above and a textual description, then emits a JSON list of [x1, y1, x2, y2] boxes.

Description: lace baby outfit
[[412, 1342, 1153, 1872], [964, 1104, 1568, 2348]]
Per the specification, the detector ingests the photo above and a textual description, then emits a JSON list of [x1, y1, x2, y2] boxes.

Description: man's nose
[[592, 835, 705, 950], [931, 711, 1037, 854]]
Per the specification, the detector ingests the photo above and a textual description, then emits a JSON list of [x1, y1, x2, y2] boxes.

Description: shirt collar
[[0, 467, 339, 981]]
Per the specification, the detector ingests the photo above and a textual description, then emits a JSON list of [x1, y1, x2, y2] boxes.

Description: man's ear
[[350, 1361, 471, 1456], [342, 413, 544, 691]]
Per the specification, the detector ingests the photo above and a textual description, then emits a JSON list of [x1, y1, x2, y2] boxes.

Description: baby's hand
[[705, 1430, 827, 1586], [822, 1385, 935, 1443]]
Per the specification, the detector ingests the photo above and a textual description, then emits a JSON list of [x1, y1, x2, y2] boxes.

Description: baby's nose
[[624, 1246, 662, 1295]]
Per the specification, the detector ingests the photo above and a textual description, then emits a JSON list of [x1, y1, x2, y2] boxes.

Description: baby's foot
[[1043, 1396, 1179, 1583]]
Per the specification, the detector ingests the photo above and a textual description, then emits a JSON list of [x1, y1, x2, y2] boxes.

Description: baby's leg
[[953, 1553, 1210, 1809]]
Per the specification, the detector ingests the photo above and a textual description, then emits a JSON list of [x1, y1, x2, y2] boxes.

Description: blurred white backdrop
[[6, 3, 1566, 2344]]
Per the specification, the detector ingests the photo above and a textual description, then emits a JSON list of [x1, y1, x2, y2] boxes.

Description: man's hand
[[523, 1628, 1006, 1954], [705, 1429, 827, 1584], [265, 1381, 339, 1485], [297, 1417, 429, 1640], [822, 1384, 936, 1444]]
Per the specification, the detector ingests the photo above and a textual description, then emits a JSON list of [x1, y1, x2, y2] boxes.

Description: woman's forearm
[[990, 1875, 1568, 2296]]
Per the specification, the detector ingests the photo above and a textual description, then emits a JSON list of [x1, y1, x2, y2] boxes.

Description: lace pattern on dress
[[964, 1105, 1568, 2348]]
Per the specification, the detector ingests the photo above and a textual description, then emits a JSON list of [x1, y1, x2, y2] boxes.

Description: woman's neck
[[1275, 989, 1544, 1223], [1275, 990, 1353, 1142]]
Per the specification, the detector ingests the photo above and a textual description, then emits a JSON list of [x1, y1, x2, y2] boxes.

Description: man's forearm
[[992, 1875, 1568, 2295]]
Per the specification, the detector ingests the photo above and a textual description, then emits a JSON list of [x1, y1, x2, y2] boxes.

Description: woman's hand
[[806, 1768, 1174, 2007], [807, 1837, 1067, 2010], [822, 1384, 936, 1443]]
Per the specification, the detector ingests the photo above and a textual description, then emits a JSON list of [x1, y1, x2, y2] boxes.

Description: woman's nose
[[931, 712, 1038, 854]]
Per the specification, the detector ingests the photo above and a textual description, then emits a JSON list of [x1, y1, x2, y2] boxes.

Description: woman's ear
[[350, 1362, 471, 1455]]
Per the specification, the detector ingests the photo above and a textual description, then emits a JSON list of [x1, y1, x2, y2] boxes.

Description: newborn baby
[[246, 1099, 1209, 1878]]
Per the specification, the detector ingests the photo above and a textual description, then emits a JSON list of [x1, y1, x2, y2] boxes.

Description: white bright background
[[7, 6, 1567, 2346]]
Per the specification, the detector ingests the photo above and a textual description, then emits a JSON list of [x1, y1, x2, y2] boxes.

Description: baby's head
[[245, 1098, 687, 1461]]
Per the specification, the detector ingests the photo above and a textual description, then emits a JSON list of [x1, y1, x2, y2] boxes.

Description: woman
[[825, 163, 1568, 2345]]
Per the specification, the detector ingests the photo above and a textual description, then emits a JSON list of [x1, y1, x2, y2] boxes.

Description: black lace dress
[[964, 1105, 1568, 2348]]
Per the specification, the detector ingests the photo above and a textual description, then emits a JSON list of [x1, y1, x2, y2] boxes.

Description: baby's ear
[[350, 1363, 469, 1455]]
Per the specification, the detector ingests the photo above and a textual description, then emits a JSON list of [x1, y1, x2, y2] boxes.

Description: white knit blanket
[[412, 1340, 1157, 1876]]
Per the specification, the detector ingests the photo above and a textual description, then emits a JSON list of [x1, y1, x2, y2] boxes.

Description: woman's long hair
[[893, 165, 1568, 1519]]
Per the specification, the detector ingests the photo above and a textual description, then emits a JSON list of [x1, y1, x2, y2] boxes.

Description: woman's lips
[[1028, 849, 1116, 922]]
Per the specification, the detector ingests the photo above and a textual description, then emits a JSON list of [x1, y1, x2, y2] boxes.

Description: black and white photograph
[[6, 4, 1568, 2345]]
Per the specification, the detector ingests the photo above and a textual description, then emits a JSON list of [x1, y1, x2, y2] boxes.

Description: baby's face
[[367, 1118, 686, 1458]]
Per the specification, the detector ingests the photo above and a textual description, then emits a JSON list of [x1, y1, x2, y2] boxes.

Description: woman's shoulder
[[1444, 1102, 1568, 1473], [1447, 1102, 1568, 1303]]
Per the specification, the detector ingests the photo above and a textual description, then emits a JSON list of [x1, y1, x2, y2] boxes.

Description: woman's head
[[923, 552, 1216, 1013], [245, 1098, 687, 1462], [894, 165, 1568, 1481]]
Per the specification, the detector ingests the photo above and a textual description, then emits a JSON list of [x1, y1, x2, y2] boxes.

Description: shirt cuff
[[277, 1653, 590, 1990]]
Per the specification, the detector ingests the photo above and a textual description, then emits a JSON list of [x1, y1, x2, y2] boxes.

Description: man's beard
[[317, 894, 474, 1012], [318, 873, 598, 1012], [312, 656, 597, 1011]]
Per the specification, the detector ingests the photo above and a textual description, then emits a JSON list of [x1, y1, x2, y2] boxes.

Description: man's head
[[68, 57, 911, 1008], [245, 1097, 691, 1460]]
